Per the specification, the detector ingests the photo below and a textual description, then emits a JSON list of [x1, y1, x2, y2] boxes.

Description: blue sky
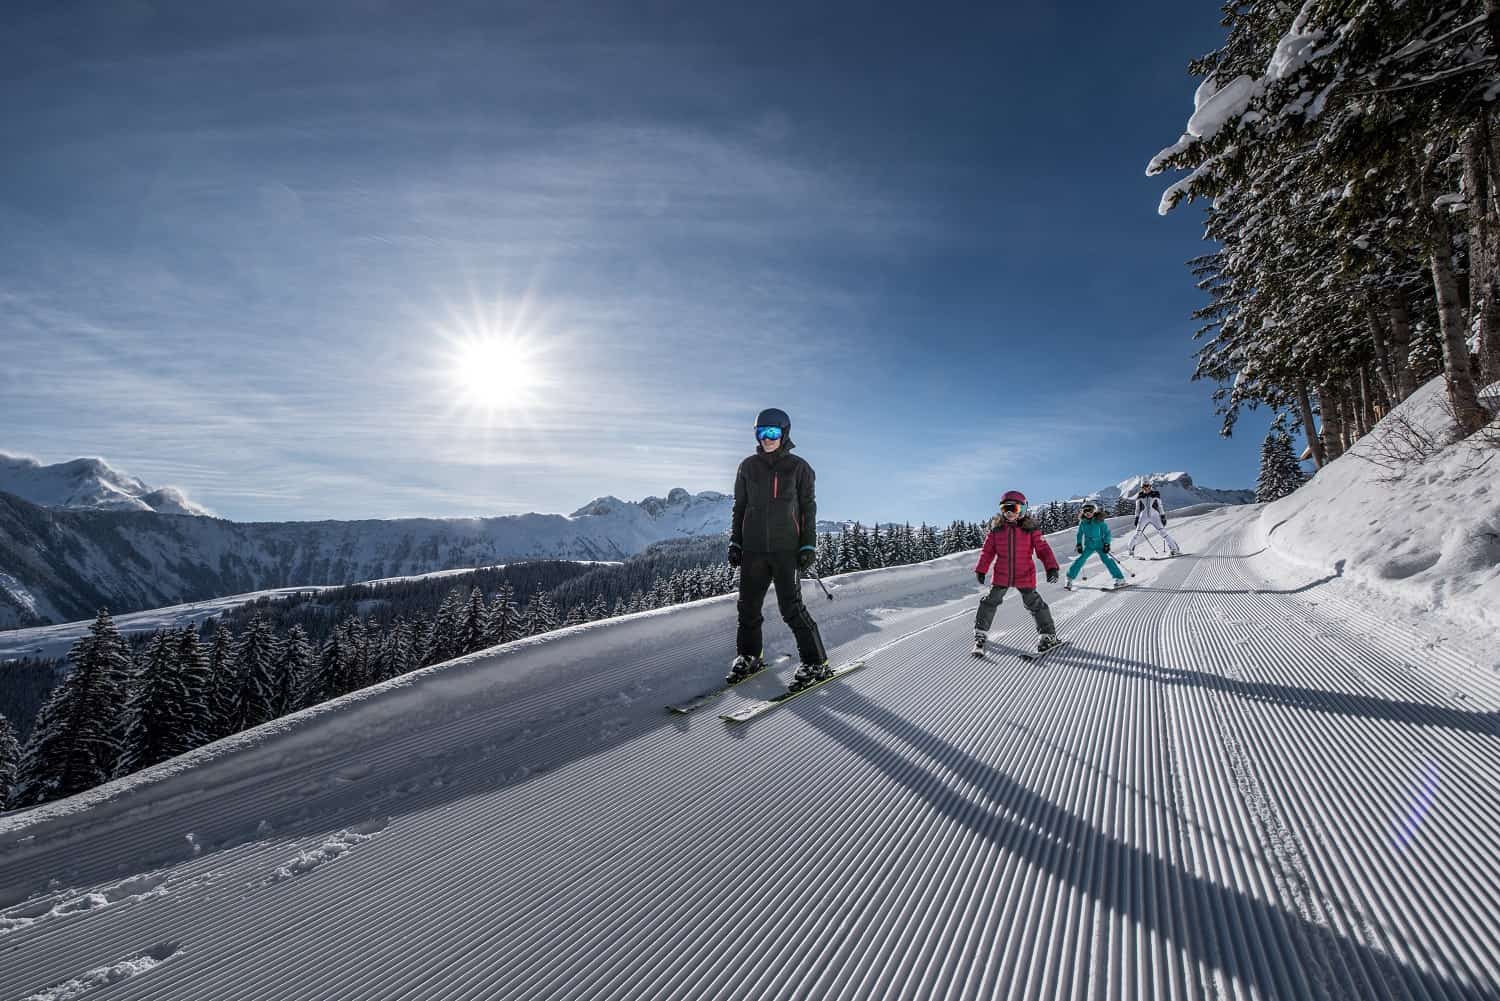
[[1, 1, 1256, 525]]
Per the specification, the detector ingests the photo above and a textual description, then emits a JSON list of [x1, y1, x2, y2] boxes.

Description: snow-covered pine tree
[[919, 523, 940, 561], [1256, 418, 1308, 502], [428, 588, 464, 665], [868, 523, 885, 569], [225, 613, 278, 735], [347, 617, 372, 688], [11, 610, 129, 808], [1151, 1, 1498, 439], [814, 532, 838, 577], [304, 627, 348, 706], [530, 592, 561, 633], [611, 596, 628, 618], [0, 712, 19, 810], [459, 587, 488, 655], [387, 617, 417, 678], [173, 627, 212, 746], [271, 625, 314, 715], [588, 594, 611, 621], [205, 622, 238, 739], [485, 583, 520, 646], [117, 630, 207, 776]]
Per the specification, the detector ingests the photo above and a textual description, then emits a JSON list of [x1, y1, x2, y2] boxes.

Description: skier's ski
[[1019, 640, 1071, 662], [719, 660, 868, 724], [667, 655, 791, 714]]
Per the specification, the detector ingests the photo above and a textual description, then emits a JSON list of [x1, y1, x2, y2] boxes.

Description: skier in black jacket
[[726, 407, 830, 691]]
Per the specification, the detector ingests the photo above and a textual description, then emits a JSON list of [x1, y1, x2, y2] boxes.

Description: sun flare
[[452, 336, 541, 402]]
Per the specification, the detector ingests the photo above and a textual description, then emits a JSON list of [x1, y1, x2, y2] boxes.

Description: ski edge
[[719, 660, 868, 724], [665, 655, 791, 714], [1018, 639, 1072, 662]]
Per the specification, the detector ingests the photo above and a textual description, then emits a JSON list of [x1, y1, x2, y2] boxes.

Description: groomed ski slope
[[3, 504, 1499, 1001]]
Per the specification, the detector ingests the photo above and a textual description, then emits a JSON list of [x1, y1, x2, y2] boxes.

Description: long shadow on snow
[[807, 688, 1487, 1001], [0, 565, 983, 909], [1048, 643, 1498, 740]]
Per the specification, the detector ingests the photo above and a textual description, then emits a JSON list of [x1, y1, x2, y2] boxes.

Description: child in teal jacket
[[1066, 501, 1128, 590]]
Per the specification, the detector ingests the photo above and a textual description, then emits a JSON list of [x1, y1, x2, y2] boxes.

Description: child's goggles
[[1000, 502, 1024, 513], [755, 426, 784, 441]]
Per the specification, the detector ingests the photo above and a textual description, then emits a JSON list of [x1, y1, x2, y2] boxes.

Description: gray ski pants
[[974, 586, 1056, 635]]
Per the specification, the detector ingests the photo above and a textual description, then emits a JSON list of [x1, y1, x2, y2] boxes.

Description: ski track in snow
[[1, 504, 1498, 1000]]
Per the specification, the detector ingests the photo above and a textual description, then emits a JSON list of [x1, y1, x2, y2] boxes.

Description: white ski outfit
[[1127, 490, 1180, 555]]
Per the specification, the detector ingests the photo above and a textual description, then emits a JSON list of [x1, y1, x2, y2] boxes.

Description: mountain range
[[1071, 470, 1255, 510], [0, 455, 1252, 630], [0, 453, 214, 517], [0, 486, 735, 630]]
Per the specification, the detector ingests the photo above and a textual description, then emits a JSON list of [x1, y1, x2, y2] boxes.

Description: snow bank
[[1259, 376, 1500, 633]]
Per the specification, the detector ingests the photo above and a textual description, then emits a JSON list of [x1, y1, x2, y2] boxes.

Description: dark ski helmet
[[754, 407, 794, 447], [999, 489, 1027, 507]]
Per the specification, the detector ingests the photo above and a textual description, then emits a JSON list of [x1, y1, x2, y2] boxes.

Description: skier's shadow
[[1047, 644, 1498, 739], [805, 689, 1478, 1001], [1116, 562, 1342, 596]]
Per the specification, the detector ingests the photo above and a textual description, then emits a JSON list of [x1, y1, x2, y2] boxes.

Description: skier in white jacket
[[1127, 482, 1181, 556]]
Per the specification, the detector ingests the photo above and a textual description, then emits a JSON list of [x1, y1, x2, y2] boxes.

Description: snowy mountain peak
[[0, 452, 214, 517], [572, 488, 728, 521], [1072, 470, 1253, 509]]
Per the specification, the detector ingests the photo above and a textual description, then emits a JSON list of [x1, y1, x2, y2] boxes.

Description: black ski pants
[[975, 586, 1056, 636], [736, 551, 827, 665]]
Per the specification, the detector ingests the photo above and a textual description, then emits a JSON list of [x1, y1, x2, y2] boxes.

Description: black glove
[[1075, 543, 1083, 554], [1102, 543, 1110, 554], [727, 543, 741, 568], [797, 548, 815, 571], [975, 571, 986, 585], [1046, 568, 1059, 584], [1161, 515, 1168, 525]]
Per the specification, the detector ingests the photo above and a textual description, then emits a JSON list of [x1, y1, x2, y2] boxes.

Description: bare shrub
[[1354, 410, 1447, 481]]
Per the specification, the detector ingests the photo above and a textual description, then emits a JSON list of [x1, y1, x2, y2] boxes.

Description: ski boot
[[789, 660, 834, 692], [1037, 633, 1063, 653], [724, 654, 766, 685], [972, 629, 987, 656], [1113, 577, 1129, 589], [1063, 577, 1074, 591]]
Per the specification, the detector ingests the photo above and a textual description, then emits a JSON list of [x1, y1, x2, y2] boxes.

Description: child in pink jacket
[[972, 490, 1062, 655]]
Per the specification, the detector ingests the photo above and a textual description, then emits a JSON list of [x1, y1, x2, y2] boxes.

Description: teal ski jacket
[[1075, 513, 1112, 551]]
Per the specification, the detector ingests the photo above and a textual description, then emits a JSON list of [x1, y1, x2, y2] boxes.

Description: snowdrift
[[1259, 375, 1500, 634]]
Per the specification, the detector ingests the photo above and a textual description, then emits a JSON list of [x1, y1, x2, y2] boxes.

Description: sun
[[451, 335, 542, 403]]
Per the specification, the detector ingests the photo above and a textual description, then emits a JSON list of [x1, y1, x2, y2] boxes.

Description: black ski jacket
[[731, 446, 817, 554]]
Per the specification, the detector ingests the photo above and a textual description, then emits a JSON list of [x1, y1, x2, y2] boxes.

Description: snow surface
[[1260, 375, 1500, 643], [0, 453, 212, 517], [2, 488, 1497, 999]]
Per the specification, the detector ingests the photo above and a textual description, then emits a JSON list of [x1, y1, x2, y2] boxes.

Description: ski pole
[[803, 569, 835, 601]]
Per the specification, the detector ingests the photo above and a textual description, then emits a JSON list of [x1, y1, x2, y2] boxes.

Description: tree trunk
[[1363, 291, 1398, 404], [1425, 203, 1491, 434], [1386, 287, 1417, 398], [1463, 114, 1500, 385], [1296, 381, 1325, 468], [1343, 378, 1364, 442], [1318, 381, 1345, 461]]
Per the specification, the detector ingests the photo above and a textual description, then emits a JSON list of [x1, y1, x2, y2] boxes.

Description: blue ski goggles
[[755, 425, 784, 441]]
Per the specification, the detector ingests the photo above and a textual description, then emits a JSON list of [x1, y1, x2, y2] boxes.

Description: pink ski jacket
[[975, 517, 1059, 589]]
